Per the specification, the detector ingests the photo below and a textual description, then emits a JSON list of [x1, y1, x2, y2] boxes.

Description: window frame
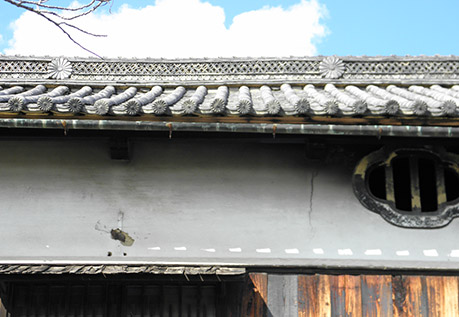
[[353, 146, 459, 228]]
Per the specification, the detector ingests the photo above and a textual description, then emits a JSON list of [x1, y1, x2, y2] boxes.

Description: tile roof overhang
[[0, 264, 246, 276], [2, 55, 459, 137]]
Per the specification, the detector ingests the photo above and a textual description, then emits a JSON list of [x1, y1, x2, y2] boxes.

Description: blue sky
[[1, 0, 458, 57]]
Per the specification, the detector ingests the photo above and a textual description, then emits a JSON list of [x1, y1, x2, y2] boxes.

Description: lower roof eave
[[2, 261, 459, 276], [0, 264, 246, 276]]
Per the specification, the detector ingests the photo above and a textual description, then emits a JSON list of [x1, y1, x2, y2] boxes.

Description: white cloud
[[4, 0, 327, 58]]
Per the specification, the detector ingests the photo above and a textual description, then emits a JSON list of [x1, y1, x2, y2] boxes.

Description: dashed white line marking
[[396, 250, 410, 256], [202, 248, 216, 253], [147, 247, 161, 251], [256, 248, 271, 253], [229, 248, 242, 253], [338, 249, 353, 256], [364, 249, 382, 256], [423, 249, 439, 257], [313, 248, 324, 255], [285, 248, 299, 254], [174, 247, 187, 251], [449, 250, 459, 258]]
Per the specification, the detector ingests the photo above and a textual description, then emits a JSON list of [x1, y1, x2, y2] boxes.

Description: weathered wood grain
[[442, 276, 459, 316], [330, 275, 346, 316], [425, 276, 443, 317], [4, 273, 459, 316], [298, 275, 319, 317], [318, 274, 332, 317], [425, 276, 459, 317], [392, 275, 427, 316], [344, 275, 362, 317], [392, 276, 407, 317], [361, 275, 393, 317], [298, 274, 332, 317]]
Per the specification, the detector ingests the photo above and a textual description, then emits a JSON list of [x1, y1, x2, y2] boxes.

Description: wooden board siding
[[2, 273, 459, 316], [243, 273, 459, 317], [1, 282, 228, 317]]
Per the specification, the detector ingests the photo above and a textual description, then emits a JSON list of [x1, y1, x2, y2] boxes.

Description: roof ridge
[[1, 54, 459, 62]]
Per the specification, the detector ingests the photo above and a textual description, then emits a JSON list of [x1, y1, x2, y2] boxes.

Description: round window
[[353, 147, 459, 228]]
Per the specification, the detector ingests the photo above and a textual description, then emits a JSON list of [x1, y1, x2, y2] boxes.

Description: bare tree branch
[[17, 0, 97, 12], [37, 4, 105, 22], [4, 0, 112, 58], [58, 22, 106, 38]]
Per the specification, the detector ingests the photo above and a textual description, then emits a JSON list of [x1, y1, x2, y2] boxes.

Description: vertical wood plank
[[241, 273, 268, 317], [298, 274, 331, 317], [403, 276, 428, 317], [361, 275, 393, 317], [392, 276, 407, 317], [318, 274, 332, 317], [144, 285, 161, 317], [162, 286, 180, 317], [180, 286, 198, 317], [298, 275, 319, 317], [425, 276, 443, 317], [442, 276, 459, 316], [201, 286, 217, 317], [329, 275, 345, 316], [267, 275, 298, 317], [391, 275, 456, 317], [344, 275, 362, 317], [220, 281, 243, 317], [425, 275, 459, 317], [267, 274, 283, 317]]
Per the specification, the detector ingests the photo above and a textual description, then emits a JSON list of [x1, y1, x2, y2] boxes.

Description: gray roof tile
[[0, 83, 458, 118], [0, 56, 459, 121]]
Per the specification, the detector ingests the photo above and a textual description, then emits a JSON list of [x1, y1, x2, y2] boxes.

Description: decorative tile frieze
[[319, 56, 345, 78], [47, 57, 72, 80], [0, 56, 458, 83]]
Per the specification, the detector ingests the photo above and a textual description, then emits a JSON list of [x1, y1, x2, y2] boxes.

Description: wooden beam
[[385, 165, 395, 203], [409, 157, 421, 212], [436, 164, 447, 205]]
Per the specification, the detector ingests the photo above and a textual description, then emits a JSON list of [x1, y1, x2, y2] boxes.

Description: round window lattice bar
[[353, 147, 459, 228]]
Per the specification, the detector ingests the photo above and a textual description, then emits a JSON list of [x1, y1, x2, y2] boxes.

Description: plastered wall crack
[[308, 170, 319, 229]]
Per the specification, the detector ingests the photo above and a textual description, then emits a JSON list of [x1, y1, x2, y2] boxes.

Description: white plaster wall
[[0, 138, 457, 269]]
